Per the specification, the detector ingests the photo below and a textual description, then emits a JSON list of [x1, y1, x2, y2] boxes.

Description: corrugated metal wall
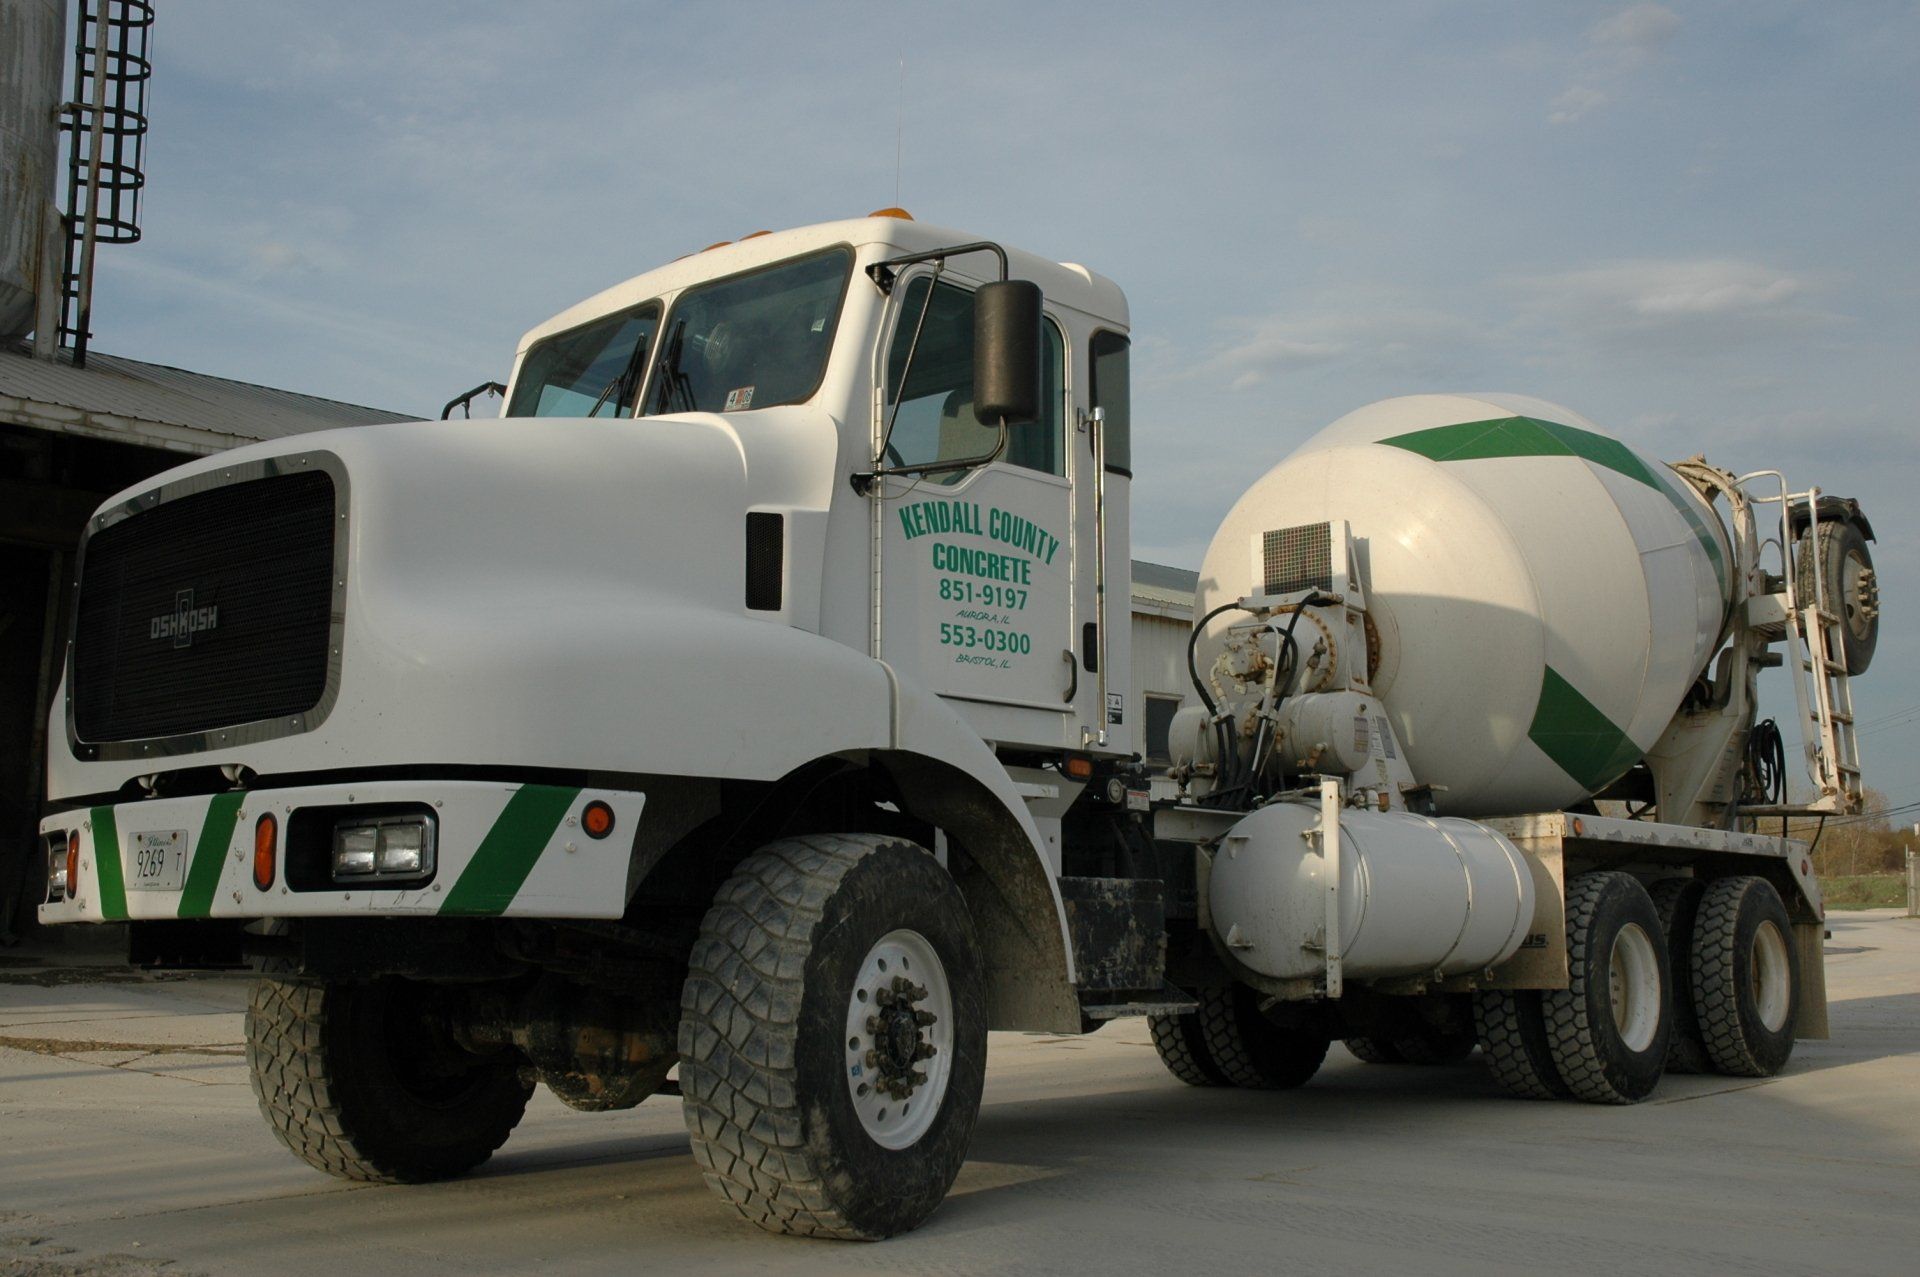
[[1130, 609, 1191, 765]]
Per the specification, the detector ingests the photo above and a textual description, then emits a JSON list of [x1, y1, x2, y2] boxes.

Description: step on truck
[[38, 212, 1881, 1239]]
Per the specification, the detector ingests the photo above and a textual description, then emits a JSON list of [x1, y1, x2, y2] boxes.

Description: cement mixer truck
[[36, 213, 1880, 1240]]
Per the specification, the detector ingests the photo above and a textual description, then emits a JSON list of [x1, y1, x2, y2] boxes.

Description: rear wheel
[[1391, 1021, 1477, 1066], [1543, 872, 1672, 1104], [1474, 990, 1567, 1100], [1692, 876, 1799, 1077], [1648, 878, 1713, 1075], [1194, 984, 1328, 1090], [246, 977, 531, 1183], [1342, 1036, 1404, 1065], [677, 834, 986, 1240], [1150, 1011, 1229, 1086]]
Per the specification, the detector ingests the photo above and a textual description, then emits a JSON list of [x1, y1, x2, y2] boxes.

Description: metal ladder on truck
[[1759, 480, 1864, 814]]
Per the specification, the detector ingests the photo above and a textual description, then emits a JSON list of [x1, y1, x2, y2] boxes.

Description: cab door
[[872, 271, 1078, 748]]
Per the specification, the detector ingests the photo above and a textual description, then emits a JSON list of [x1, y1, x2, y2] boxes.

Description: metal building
[[0, 0, 409, 938], [1129, 559, 1198, 767]]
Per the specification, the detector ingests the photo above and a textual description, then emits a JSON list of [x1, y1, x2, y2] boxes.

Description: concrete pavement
[[2, 910, 1917, 1275]]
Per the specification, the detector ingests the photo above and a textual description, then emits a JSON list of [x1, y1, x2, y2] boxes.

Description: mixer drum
[[1196, 393, 1732, 817]]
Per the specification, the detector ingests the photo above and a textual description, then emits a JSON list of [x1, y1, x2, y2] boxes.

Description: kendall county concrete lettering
[[899, 499, 1060, 566], [933, 543, 1033, 583]]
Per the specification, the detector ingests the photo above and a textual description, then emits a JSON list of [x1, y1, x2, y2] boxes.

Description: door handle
[[1062, 648, 1077, 704]]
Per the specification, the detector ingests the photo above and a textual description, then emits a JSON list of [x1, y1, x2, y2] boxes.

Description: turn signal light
[[868, 207, 914, 220], [253, 813, 278, 891], [582, 800, 616, 840], [1062, 754, 1094, 781]]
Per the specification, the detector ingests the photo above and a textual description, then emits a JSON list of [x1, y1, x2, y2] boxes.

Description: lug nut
[[874, 988, 896, 1007], [914, 1042, 937, 1060], [914, 1009, 938, 1026]]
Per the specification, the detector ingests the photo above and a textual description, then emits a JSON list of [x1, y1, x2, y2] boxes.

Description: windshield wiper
[[585, 336, 654, 419], [651, 318, 695, 414]]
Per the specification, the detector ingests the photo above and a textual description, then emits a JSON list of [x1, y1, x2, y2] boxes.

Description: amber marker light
[[1062, 755, 1094, 781], [582, 801, 616, 840], [66, 831, 80, 897], [253, 813, 278, 891]]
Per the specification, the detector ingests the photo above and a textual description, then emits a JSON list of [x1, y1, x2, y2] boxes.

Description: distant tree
[[1796, 787, 1909, 877]]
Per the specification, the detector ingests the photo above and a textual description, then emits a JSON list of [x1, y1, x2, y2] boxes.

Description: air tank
[[0, 0, 68, 340], [1196, 393, 1732, 817]]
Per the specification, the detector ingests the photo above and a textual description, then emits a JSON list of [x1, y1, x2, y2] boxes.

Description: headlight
[[46, 833, 69, 902], [331, 816, 435, 882]]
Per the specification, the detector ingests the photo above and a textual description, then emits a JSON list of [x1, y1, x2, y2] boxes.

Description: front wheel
[[246, 978, 531, 1183], [677, 834, 987, 1240]]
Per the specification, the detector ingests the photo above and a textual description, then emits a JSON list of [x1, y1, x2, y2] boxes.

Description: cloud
[[1588, 4, 1682, 57], [1549, 3, 1681, 125], [1168, 309, 1486, 391], [1507, 258, 1840, 352], [1549, 85, 1609, 126]]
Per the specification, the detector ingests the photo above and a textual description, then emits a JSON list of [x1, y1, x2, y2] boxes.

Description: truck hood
[[48, 407, 841, 799]]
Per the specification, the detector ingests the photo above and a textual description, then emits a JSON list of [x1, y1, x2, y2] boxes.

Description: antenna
[[894, 57, 904, 207]]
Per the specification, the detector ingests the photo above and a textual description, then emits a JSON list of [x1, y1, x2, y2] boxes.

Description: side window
[[1090, 329, 1131, 475], [883, 276, 1064, 483]]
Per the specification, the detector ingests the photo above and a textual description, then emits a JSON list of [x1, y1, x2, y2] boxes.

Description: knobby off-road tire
[[1796, 519, 1877, 675], [1692, 876, 1800, 1077], [246, 978, 532, 1183], [1474, 990, 1567, 1100], [1194, 984, 1328, 1089], [1648, 877, 1714, 1075], [677, 834, 987, 1241], [1150, 1011, 1229, 1086], [1343, 1036, 1404, 1065], [1544, 872, 1672, 1104]]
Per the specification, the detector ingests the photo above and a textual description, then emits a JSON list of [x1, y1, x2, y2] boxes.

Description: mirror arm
[[851, 423, 1008, 496], [866, 241, 1010, 294]]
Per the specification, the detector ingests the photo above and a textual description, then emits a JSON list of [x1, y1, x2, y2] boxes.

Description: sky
[[81, 1, 1920, 806]]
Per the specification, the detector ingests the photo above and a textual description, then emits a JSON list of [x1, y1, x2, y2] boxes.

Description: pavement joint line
[[1650, 1079, 1780, 1105]]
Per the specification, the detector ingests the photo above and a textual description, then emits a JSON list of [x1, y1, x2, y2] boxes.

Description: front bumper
[[38, 780, 644, 924]]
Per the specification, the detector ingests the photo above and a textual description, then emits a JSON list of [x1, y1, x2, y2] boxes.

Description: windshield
[[647, 247, 852, 416], [508, 302, 660, 417]]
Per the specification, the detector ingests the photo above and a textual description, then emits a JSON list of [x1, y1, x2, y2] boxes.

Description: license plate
[[126, 829, 189, 891]]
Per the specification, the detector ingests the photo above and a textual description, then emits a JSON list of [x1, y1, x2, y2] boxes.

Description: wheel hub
[[866, 976, 937, 1099], [844, 929, 956, 1149]]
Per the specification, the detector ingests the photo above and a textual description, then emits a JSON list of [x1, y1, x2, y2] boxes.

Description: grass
[[1822, 873, 1912, 911]]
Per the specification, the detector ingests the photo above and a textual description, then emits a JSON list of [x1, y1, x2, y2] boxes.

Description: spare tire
[[1796, 519, 1878, 675]]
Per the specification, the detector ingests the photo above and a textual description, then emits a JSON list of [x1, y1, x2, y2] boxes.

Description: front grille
[[72, 470, 337, 743]]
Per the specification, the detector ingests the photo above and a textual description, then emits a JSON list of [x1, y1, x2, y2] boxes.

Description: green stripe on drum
[[439, 785, 583, 916], [178, 791, 245, 918], [1528, 666, 1646, 793], [91, 805, 126, 921], [1379, 415, 1727, 594]]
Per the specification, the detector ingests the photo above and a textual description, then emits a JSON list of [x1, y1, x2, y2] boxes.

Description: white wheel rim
[[843, 928, 955, 1150], [1751, 919, 1792, 1033], [1607, 923, 1661, 1054]]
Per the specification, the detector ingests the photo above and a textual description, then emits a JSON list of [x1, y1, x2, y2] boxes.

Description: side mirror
[[973, 280, 1042, 426]]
